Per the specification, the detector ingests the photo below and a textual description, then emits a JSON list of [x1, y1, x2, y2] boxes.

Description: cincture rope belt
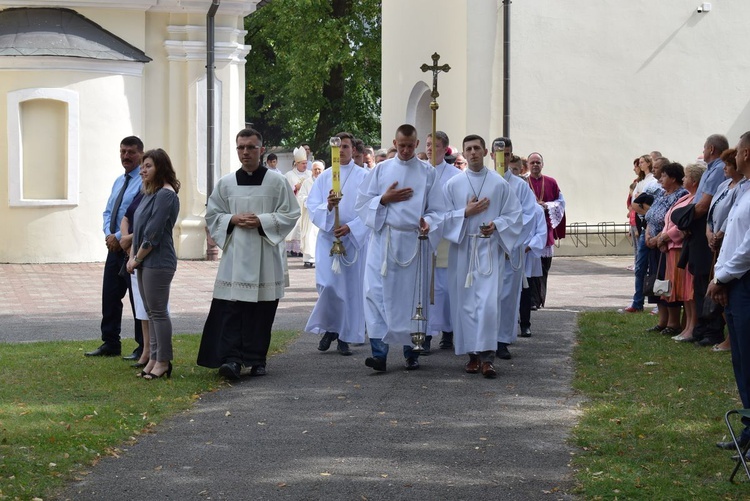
[[381, 225, 421, 277], [465, 234, 494, 288]]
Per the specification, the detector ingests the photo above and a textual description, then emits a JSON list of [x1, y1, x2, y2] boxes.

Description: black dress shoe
[[496, 342, 512, 360], [218, 362, 242, 380], [249, 365, 267, 377], [318, 332, 338, 351], [698, 337, 724, 347], [122, 352, 141, 361], [439, 331, 454, 350], [131, 361, 148, 369], [405, 357, 420, 370], [337, 341, 352, 356], [718, 437, 750, 450], [85, 344, 121, 357], [421, 336, 432, 355], [365, 357, 387, 372], [519, 327, 532, 338]]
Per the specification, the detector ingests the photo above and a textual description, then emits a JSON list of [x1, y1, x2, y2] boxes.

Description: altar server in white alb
[[304, 132, 370, 356], [492, 138, 538, 360], [284, 147, 312, 257], [197, 128, 300, 381], [519, 202, 548, 337], [424, 131, 462, 352], [355, 124, 443, 372], [442, 134, 522, 378]]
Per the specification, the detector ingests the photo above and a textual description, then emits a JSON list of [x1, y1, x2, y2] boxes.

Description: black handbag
[[700, 251, 724, 320]]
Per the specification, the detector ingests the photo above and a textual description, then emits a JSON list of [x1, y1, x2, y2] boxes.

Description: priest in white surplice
[[198, 128, 300, 380], [355, 124, 443, 372], [442, 135, 523, 378], [304, 132, 370, 356], [492, 139, 538, 360], [298, 161, 324, 267], [284, 147, 312, 257], [424, 131, 462, 351]]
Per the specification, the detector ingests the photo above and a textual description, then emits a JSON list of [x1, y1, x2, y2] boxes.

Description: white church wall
[[0, 72, 143, 262], [383, 0, 750, 254]]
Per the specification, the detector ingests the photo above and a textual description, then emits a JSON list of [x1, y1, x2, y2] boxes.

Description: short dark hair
[[121, 136, 144, 152], [335, 132, 354, 143], [266, 153, 277, 162], [739, 131, 750, 149], [491, 137, 512, 152], [462, 134, 486, 150], [720, 148, 737, 169], [660, 162, 685, 184], [352, 138, 365, 153], [509, 154, 522, 164], [428, 131, 450, 148], [395, 124, 417, 138], [236, 128, 263, 143]]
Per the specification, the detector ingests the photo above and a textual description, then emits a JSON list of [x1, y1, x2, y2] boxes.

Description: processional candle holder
[[329, 136, 346, 258], [410, 231, 429, 351], [493, 138, 506, 175]]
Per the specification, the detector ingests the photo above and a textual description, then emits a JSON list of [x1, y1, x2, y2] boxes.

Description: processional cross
[[419, 53, 450, 307]]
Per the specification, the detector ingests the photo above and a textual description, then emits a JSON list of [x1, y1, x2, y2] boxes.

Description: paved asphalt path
[[0, 255, 635, 500]]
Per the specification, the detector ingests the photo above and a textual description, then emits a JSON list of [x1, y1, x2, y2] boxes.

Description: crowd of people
[[85, 125, 567, 384], [618, 133, 750, 454]]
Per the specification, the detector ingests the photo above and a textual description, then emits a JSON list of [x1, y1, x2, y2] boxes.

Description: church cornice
[[164, 40, 250, 63], [0, 56, 145, 75], [0, 1, 259, 16]]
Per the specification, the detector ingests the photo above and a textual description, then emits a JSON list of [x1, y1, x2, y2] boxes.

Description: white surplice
[[355, 156, 443, 346], [498, 170, 539, 344], [297, 175, 319, 264], [524, 204, 548, 278], [206, 169, 300, 302], [304, 161, 370, 343], [284, 169, 312, 244], [428, 160, 462, 335], [442, 167, 522, 354]]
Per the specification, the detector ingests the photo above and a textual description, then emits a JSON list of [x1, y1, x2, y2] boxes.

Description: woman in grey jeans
[[127, 148, 180, 379]]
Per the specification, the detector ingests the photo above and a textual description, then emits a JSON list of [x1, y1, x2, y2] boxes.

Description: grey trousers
[[138, 267, 175, 361]]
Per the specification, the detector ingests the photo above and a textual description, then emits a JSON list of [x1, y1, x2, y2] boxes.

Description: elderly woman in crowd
[[706, 148, 745, 351], [644, 162, 688, 335], [655, 163, 705, 342]]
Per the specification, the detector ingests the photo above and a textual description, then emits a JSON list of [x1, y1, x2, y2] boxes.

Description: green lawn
[[572, 311, 747, 499], [0, 331, 297, 500]]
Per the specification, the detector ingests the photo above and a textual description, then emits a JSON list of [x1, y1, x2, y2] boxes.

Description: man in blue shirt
[[691, 134, 729, 347], [710, 131, 750, 451], [86, 136, 145, 357]]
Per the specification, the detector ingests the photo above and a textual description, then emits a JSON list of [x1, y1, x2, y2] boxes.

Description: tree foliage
[[244, 0, 382, 157]]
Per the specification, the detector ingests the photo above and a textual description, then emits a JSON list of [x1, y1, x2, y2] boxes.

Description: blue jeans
[[369, 338, 420, 360], [631, 233, 652, 309], [726, 274, 750, 440]]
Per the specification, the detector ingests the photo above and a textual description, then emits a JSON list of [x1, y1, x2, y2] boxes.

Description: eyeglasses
[[236, 145, 260, 151]]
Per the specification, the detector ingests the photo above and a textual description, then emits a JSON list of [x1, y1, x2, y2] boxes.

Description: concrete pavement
[[0, 255, 636, 500]]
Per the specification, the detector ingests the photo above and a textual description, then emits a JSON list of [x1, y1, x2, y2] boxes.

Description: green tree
[[244, 0, 381, 158]]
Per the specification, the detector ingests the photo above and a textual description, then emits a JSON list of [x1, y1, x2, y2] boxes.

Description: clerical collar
[[236, 166, 268, 186]]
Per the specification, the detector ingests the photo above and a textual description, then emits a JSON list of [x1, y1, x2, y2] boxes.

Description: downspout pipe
[[207, 0, 220, 197], [502, 0, 511, 137], [205, 0, 220, 260]]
